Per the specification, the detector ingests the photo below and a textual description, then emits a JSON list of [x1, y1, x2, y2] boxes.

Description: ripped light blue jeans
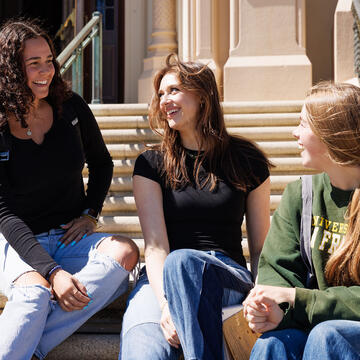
[[0, 229, 129, 360], [119, 249, 253, 360]]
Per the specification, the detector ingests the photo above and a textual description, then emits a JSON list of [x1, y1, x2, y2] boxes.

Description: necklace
[[185, 149, 203, 159], [26, 127, 32, 136], [186, 151, 199, 159]]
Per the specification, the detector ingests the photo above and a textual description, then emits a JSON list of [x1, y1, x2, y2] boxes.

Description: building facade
[[0, 0, 356, 104], [132, 0, 355, 103]]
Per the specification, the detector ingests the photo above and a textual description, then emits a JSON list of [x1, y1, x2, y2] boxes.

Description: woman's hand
[[243, 296, 284, 333], [160, 302, 180, 348], [59, 216, 96, 247], [243, 284, 296, 332], [246, 285, 296, 306], [50, 268, 91, 311]]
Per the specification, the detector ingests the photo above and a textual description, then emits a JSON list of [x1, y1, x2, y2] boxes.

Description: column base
[[344, 77, 360, 86], [334, 0, 355, 82], [224, 55, 312, 101], [138, 56, 217, 103], [138, 56, 169, 103]]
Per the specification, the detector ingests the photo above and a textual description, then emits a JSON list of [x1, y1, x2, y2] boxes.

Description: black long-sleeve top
[[0, 92, 113, 278]]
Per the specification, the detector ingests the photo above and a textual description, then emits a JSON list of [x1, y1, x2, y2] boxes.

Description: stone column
[[178, 0, 221, 90], [138, 0, 177, 103], [124, 0, 147, 103], [177, 0, 193, 62], [224, 0, 312, 101], [212, 0, 230, 99], [195, 0, 216, 69], [334, 0, 357, 83]]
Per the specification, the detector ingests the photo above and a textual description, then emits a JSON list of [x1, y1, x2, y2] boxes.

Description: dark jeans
[[120, 249, 253, 360]]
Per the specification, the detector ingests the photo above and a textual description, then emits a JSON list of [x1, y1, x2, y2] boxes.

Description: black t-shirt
[[133, 148, 269, 268], [0, 92, 113, 277]]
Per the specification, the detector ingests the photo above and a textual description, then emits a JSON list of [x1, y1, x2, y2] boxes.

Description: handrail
[[56, 11, 103, 104]]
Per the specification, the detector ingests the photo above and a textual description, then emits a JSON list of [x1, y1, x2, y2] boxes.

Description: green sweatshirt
[[258, 172, 360, 331]]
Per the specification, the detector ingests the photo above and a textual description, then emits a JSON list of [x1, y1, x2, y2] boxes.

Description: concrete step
[[90, 103, 149, 116], [221, 101, 302, 114], [90, 100, 302, 117], [101, 128, 159, 144], [99, 176, 133, 192], [47, 334, 119, 360], [100, 127, 297, 144], [269, 175, 302, 191], [95, 113, 300, 130], [106, 143, 146, 158], [103, 195, 136, 213], [96, 115, 150, 129], [98, 215, 140, 233], [222, 127, 296, 140], [257, 141, 299, 156], [270, 158, 316, 174], [47, 295, 129, 359], [223, 113, 300, 126]]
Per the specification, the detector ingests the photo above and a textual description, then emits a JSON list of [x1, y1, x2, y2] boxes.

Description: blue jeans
[[250, 320, 360, 360], [0, 229, 130, 360], [119, 249, 253, 360]]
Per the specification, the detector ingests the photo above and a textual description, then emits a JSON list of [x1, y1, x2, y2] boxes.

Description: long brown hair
[[304, 82, 360, 286], [0, 18, 71, 129], [149, 54, 270, 191]]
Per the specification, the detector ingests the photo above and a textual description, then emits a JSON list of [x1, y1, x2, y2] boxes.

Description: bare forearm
[[145, 247, 169, 307], [250, 253, 260, 280]]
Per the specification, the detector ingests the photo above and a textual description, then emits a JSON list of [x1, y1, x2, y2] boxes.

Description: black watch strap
[[82, 208, 99, 220]]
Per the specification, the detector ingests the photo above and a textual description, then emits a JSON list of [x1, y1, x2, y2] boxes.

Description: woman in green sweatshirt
[[243, 81, 360, 360]]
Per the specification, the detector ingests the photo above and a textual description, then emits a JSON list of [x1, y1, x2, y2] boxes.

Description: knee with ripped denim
[[96, 235, 139, 271]]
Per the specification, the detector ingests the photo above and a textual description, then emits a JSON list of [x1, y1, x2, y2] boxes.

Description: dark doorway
[[0, 0, 63, 54], [96, 0, 124, 103], [0, 0, 125, 104]]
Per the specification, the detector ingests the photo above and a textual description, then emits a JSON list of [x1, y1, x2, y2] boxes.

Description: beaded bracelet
[[46, 265, 62, 281]]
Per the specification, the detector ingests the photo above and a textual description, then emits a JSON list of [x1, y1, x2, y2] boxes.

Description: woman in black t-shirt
[[120, 54, 271, 360], [0, 19, 139, 359]]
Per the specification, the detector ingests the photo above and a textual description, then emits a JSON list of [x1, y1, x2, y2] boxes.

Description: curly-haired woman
[[119, 54, 271, 360], [0, 19, 139, 359]]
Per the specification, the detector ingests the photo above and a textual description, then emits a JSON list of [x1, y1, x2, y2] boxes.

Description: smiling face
[[23, 36, 55, 102], [292, 105, 330, 171], [158, 72, 200, 137]]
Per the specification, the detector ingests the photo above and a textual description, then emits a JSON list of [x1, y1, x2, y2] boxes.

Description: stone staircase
[[91, 100, 315, 259], [0, 100, 316, 359]]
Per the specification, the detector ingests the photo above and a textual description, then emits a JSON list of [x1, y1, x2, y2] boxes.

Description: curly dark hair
[[0, 18, 71, 128]]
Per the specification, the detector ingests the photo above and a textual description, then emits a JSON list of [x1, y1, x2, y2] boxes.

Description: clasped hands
[[159, 285, 296, 346], [243, 285, 296, 333]]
